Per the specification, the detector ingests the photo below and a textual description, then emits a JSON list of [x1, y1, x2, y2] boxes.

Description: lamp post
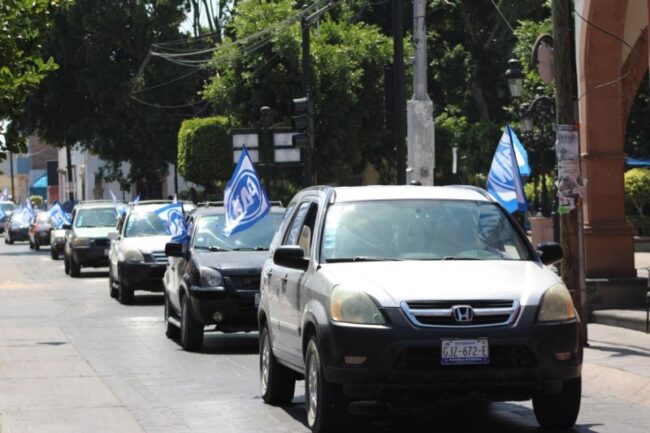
[[259, 106, 272, 195]]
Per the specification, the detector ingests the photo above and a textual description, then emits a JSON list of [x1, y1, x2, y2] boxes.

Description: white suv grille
[[401, 300, 520, 328]]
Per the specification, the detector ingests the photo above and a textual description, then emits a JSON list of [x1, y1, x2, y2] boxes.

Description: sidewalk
[[590, 252, 649, 333], [583, 323, 650, 408]]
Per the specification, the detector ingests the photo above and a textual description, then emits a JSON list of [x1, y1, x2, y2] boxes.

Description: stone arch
[[578, 0, 648, 278]]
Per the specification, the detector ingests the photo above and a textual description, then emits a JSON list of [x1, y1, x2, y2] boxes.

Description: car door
[[269, 200, 318, 363], [109, 214, 126, 280], [169, 214, 195, 313]]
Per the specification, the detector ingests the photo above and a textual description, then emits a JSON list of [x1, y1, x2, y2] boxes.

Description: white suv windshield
[[193, 212, 282, 251], [321, 200, 531, 262], [74, 208, 117, 228]]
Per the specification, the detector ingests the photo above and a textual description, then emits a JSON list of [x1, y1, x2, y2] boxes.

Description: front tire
[[305, 337, 348, 433], [64, 254, 70, 274], [180, 295, 203, 351], [164, 292, 180, 339], [533, 376, 581, 429], [34, 238, 40, 250], [108, 271, 118, 299], [260, 325, 296, 405], [50, 247, 58, 260], [69, 256, 81, 278], [118, 270, 134, 305], [29, 239, 34, 249]]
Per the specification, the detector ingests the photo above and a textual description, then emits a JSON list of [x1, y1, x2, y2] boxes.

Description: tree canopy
[[17, 0, 200, 184], [0, 0, 71, 158]]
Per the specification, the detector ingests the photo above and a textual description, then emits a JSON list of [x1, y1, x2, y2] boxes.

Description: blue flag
[[486, 126, 528, 213], [0, 206, 5, 221], [154, 202, 187, 242], [508, 124, 531, 178], [0, 187, 8, 201], [133, 194, 140, 204], [223, 146, 270, 237], [48, 200, 72, 229]]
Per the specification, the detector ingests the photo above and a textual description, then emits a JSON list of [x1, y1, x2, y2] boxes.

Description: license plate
[[441, 339, 489, 365], [254, 293, 261, 309]]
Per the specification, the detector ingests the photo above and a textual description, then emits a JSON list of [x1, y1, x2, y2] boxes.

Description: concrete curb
[[592, 309, 650, 333]]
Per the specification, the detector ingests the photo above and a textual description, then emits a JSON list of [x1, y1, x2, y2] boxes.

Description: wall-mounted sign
[[232, 131, 259, 163], [273, 132, 301, 163]]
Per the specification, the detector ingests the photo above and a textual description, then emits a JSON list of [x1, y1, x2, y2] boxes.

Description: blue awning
[[626, 157, 650, 167], [31, 174, 47, 188]]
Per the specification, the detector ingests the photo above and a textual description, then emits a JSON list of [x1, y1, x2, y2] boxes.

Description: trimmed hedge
[[177, 116, 232, 187]]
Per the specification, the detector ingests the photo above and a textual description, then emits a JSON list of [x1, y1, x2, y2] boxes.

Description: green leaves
[[625, 168, 650, 218]]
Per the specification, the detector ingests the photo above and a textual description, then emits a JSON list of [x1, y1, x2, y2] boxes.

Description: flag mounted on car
[[486, 125, 528, 213], [154, 202, 187, 243], [48, 200, 72, 229], [223, 146, 270, 237]]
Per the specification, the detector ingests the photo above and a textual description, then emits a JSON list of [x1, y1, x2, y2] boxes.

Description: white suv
[[258, 185, 582, 433]]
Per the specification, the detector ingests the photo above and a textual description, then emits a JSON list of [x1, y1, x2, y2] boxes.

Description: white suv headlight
[[331, 286, 385, 325], [200, 267, 224, 289], [124, 249, 145, 263], [538, 283, 577, 322]]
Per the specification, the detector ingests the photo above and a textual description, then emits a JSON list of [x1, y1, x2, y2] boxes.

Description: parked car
[[4, 210, 30, 244], [0, 200, 16, 233], [50, 227, 67, 260], [163, 203, 285, 351], [28, 211, 52, 250], [108, 201, 174, 304], [258, 185, 582, 433], [64, 201, 124, 277]]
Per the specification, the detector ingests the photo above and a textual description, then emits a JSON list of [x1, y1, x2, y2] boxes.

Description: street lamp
[[505, 58, 525, 98]]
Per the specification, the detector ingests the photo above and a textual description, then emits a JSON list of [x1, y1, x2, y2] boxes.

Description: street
[[1, 239, 650, 433]]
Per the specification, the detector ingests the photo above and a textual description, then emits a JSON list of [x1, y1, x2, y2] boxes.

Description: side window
[[284, 202, 318, 257]]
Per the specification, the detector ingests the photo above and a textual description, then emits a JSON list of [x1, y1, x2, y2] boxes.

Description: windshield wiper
[[232, 246, 268, 251], [442, 256, 486, 261], [325, 256, 404, 263], [208, 246, 229, 252]]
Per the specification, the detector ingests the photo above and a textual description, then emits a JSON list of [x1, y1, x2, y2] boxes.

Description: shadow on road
[[131, 293, 164, 306], [281, 399, 602, 433], [78, 270, 110, 279], [0, 247, 49, 256], [201, 332, 259, 355], [588, 340, 650, 358]]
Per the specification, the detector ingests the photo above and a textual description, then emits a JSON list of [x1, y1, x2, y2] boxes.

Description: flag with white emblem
[[154, 202, 187, 242], [223, 146, 270, 237], [486, 126, 528, 213]]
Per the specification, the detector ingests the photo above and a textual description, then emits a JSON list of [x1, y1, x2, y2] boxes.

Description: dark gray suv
[[258, 186, 582, 433]]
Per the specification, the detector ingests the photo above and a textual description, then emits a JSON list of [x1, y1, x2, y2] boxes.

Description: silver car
[[258, 185, 582, 433], [108, 202, 173, 304]]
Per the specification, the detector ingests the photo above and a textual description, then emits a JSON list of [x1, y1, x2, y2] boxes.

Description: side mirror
[[62, 224, 72, 230], [165, 242, 183, 257], [274, 245, 309, 271], [107, 232, 119, 241], [537, 242, 563, 265]]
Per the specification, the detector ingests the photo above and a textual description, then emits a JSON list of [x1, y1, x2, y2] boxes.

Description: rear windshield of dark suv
[[321, 199, 532, 262]]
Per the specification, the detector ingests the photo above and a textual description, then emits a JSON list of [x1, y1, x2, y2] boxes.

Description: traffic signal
[[291, 97, 310, 148]]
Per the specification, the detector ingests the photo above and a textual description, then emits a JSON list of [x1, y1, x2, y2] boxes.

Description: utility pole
[[66, 143, 74, 202], [407, 0, 435, 185], [9, 151, 15, 200], [300, 11, 314, 187], [392, 0, 407, 185], [552, 0, 587, 343]]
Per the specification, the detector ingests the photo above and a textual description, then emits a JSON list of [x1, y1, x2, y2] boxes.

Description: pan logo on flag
[[168, 207, 185, 237], [227, 168, 265, 227]]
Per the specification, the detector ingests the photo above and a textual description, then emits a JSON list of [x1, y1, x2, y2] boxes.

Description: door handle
[[265, 271, 273, 279], [280, 274, 288, 292]]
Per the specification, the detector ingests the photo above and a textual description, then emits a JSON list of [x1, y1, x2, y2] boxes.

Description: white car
[[108, 202, 173, 304]]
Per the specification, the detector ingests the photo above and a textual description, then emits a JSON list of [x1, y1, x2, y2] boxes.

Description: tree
[[177, 116, 232, 189], [17, 0, 199, 187], [203, 0, 393, 184], [0, 0, 71, 159], [625, 168, 650, 218]]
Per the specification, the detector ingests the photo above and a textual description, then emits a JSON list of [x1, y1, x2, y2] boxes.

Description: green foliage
[[17, 0, 195, 184], [625, 168, 650, 218], [177, 116, 232, 187], [625, 72, 649, 159], [0, 0, 71, 159], [203, 0, 393, 184], [29, 195, 44, 208]]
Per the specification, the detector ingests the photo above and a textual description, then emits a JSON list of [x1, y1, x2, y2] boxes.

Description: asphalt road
[[1, 237, 649, 433]]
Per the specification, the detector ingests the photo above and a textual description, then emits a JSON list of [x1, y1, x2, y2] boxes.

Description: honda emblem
[[452, 305, 474, 322]]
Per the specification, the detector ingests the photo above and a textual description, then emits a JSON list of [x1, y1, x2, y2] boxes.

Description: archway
[[578, 0, 648, 278]]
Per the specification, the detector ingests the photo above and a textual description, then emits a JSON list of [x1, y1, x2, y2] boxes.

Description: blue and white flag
[[223, 146, 270, 237], [110, 190, 117, 208], [0, 206, 5, 221], [486, 126, 528, 213], [133, 194, 140, 204], [17, 205, 33, 226], [0, 187, 8, 201], [25, 198, 35, 218], [508, 124, 531, 178], [48, 200, 72, 229], [154, 202, 187, 242]]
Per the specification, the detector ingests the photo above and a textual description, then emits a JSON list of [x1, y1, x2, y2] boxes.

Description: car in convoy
[[64, 201, 124, 277], [4, 210, 30, 244], [50, 227, 67, 260], [28, 211, 52, 250], [0, 200, 16, 233], [108, 201, 174, 304], [163, 203, 285, 351], [258, 185, 582, 433]]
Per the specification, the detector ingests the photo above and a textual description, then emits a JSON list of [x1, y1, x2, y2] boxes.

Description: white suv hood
[[121, 236, 170, 253], [319, 260, 561, 308]]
